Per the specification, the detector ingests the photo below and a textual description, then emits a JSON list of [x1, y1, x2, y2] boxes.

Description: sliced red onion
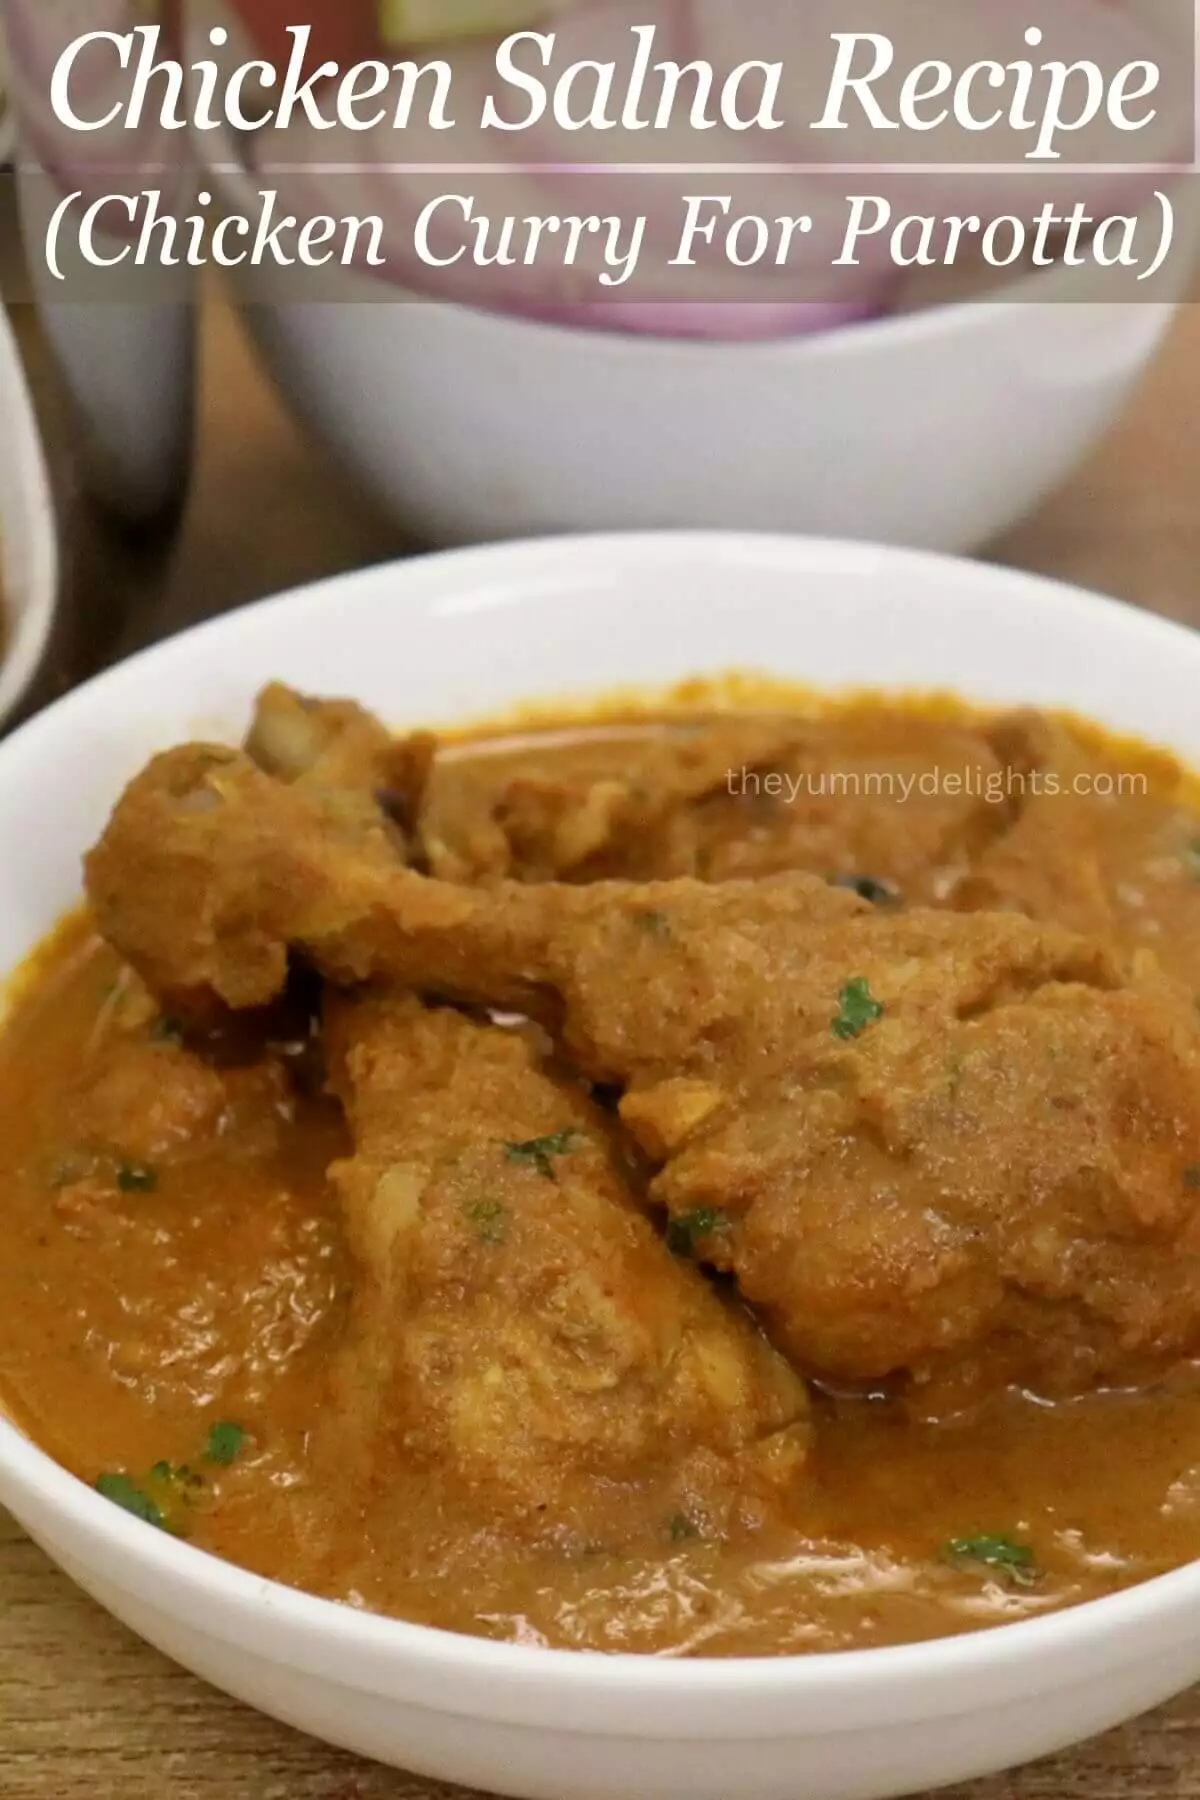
[[507, 298, 880, 339]]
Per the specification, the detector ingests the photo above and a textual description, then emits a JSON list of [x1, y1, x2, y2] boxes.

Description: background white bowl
[[5, 534, 1200, 1800], [221, 206, 1198, 554], [0, 303, 57, 724]]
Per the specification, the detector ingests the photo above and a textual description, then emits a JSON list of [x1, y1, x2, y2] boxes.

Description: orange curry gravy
[[5, 689, 1200, 1657]]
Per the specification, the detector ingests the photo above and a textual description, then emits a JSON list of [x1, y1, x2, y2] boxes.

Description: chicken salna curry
[[6, 681, 1200, 1656]]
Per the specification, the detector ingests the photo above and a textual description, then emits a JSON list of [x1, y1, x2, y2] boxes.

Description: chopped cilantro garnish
[[149, 1460, 203, 1493], [943, 1533, 1039, 1588], [504, 1130, 579, 1179], [117, 1162, 158, 1194], [141, 1460, 203, 1533], [151, 1015, 184, 1044], [831, 977, 884, 1041], [1184, 1167, 1200, 1191], [667, 1512, 700, 1543], [666, 1207, 728, 1257], [465, 1197, 508, 1245], [635, 910, 672, 937], [830, 875, 898, 906], [203, 1422, 247, 1467], [98, 1446, 216, 1533], [95, 1472, 165, 1529]]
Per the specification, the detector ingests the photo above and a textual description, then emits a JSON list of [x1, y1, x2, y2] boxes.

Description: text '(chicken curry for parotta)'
[[6, 681, 1200, 1656]]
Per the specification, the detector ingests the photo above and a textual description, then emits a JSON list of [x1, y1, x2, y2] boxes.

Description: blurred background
[[6, 269, 1199, 711], [2, 0, 1199, 728]]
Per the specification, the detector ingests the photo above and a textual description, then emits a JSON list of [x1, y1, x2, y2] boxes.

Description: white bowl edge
[[3, 535, 1200, 1792]]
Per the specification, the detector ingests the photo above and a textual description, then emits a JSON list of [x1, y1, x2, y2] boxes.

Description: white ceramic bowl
[[217, 188, 1199, 553], [0, 303, 57, 724], [5, 534, 1200, 1800]]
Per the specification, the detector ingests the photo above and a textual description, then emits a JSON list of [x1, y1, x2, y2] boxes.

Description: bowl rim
[[4, 530, 1200, 1726], [0, 305, 57, 723]]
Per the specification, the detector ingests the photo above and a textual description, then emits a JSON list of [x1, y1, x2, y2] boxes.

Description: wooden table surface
[[4, 293, 1200, 1800]]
